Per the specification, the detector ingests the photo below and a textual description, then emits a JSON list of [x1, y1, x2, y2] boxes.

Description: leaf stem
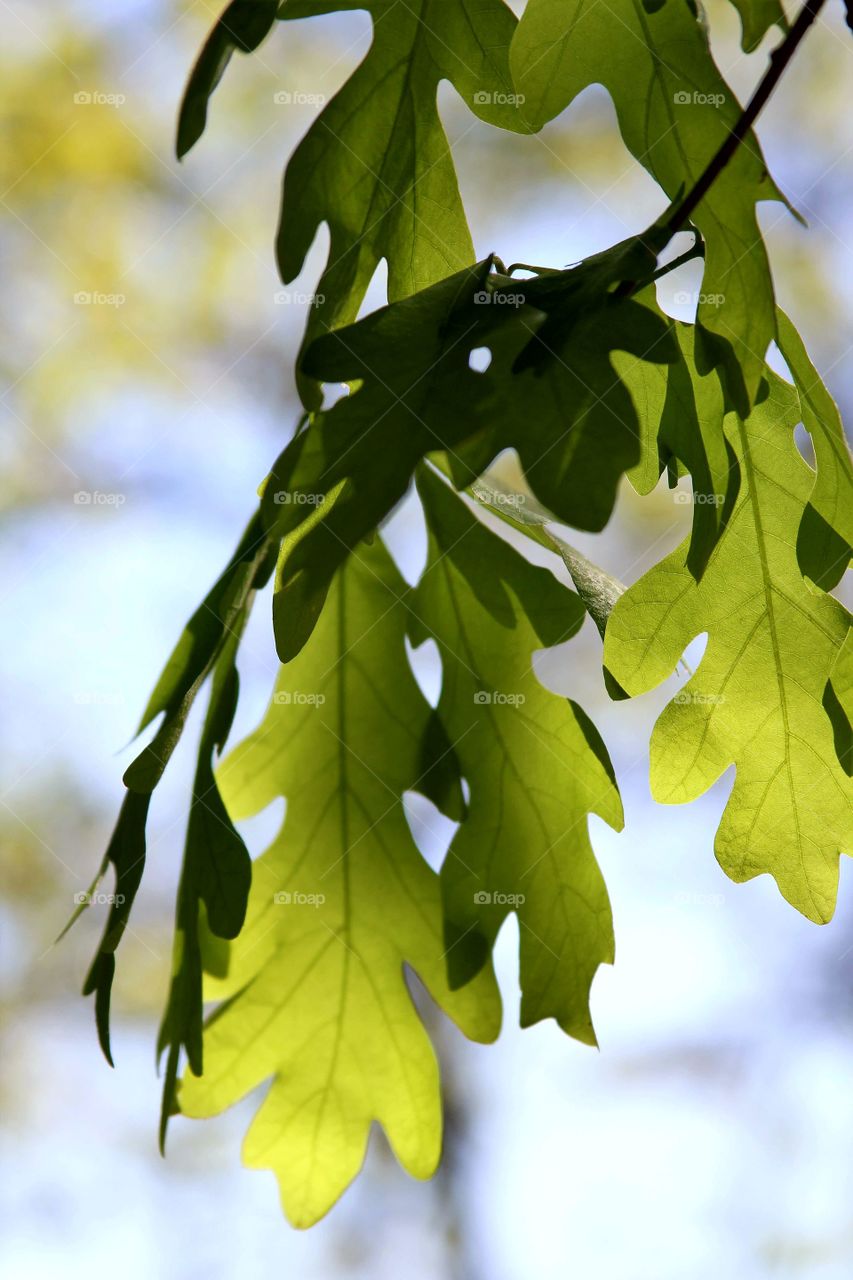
[[646, 235, 705, 285], [665, 0, 827, 236]]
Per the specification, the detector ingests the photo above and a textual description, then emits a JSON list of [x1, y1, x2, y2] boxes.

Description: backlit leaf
[[604, 373, 852, 922], [276, 0, 529, 406], [412, 467, 622, 1042], [179, 535, 500, 1226], [511, 0, 790, 401], [776, 309, 853, 591]]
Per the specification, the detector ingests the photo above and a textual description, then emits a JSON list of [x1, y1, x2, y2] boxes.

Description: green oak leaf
[[616, 311, 734, 578], [448, 276, 694, 542], [468, 472, 627, 642], [411, 467, 623, 1042], [776, 309, 853, 591], [263, 260, 494, 660], [726, 0, 787, 53], [129, 511, 276, 789], [80, 790, 150, 1065], [276, 0, 529, 406], [179, 535, 500, 1227], [510, 0, 790, 402], [824, 630, 852, 777], [465, 470, 630, 699], [264, 238, 688, 660], [74, 512, 275, 1065], [604, 372, 852, 923], [157, 621, 253, 1149], [177, 0, 279, 159]]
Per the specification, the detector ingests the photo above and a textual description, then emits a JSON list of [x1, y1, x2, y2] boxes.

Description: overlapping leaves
[[72, 0, 853, 1230], [180, 536, 500, 1226], [511, 0, 791, 402], [777, 309, 853, 589], [604, 372, 852, 921], [178, 0, 528, 408], [412, 468, 622, 1041], [262, 230, 739, 662], [274, 0, 529, 405], [71, 513, 275, 1066]]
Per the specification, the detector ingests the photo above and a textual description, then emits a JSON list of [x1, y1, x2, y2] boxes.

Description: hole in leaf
[[468, 346, 492, 373], [402, 791, 460, 873], [382, 489, 428, 584], [794, 422, 815, 469], [405, 635, 441, 708]]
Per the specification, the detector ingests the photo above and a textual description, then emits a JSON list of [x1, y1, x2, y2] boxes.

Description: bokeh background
[[2, 1, 852, 1276]]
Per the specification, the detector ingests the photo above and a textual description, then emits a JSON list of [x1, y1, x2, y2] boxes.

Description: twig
[[665, 0, 828, 236]]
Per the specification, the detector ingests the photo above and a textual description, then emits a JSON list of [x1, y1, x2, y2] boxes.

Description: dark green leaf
[[776, 309, 853, 591], [275, 0, 529, 406], [511, 0, 791, 400], [412, 466, 622, 1042], [177, 1, 278, 159]]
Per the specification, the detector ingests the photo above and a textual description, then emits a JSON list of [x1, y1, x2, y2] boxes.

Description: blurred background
[[1, 1, 852, 1276]]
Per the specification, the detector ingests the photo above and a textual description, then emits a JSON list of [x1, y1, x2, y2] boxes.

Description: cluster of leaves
[[71, 0, 851, 1228]]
